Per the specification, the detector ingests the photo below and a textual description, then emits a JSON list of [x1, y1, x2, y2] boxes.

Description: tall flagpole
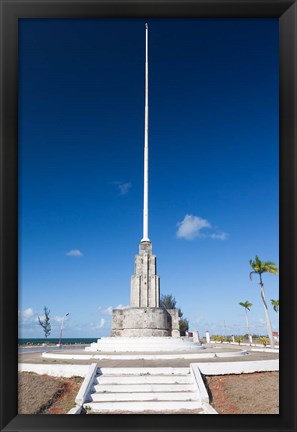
[[141, 23, 149, 242]]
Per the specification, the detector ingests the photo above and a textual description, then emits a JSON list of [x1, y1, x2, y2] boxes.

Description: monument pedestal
[[111, 307, 180, 337]]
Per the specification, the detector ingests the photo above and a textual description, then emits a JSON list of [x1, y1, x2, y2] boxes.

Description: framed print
[[0, 1, 296, 432]]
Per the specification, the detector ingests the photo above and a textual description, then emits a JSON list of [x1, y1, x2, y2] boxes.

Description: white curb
[[190, 365, 209, 403], [250, 348, 279, 353], [190, 364, 218, 414], [201, 402, 218, 414], [40, 350, 248, 361], [42, 352, 93, 360], [18, 363, 90, 377], [75, 363, 98, 407], [195, 359, 279, 375], [67, 405, 82, 414]]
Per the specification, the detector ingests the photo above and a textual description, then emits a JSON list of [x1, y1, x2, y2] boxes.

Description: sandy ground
[[18, 372, 83, 414], [206, 371, 279, 414]]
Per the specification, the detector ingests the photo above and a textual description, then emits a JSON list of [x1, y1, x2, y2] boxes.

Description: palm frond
[[239, 300, 252, 310], [250, 256, 278, 275], [270, 299, 279, 312], [249, 271, 256, 280], [263, 262, 279, 275], [249, 259, 255, 269], [249, 257, 262, 273]]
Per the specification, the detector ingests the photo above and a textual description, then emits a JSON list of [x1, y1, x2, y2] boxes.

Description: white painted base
[[85, 336, 203, 352]]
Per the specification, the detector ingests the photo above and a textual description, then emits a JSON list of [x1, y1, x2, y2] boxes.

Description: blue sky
[[18, 18, 279, 338]]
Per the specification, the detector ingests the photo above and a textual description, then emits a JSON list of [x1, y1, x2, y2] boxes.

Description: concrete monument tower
[[130, 23, 160, 310], [111, 24, 179, 337]]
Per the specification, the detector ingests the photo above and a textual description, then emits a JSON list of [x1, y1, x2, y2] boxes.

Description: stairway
[[84, 367, 205, 414], [86, 336, 204, 352]]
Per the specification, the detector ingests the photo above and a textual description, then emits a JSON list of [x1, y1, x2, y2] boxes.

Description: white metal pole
[[58, 312, 69, 347], [142, 23, 149, 242]]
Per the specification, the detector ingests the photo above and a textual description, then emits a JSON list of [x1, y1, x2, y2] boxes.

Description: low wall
[[193, 359, 279, 376], [18, 363, 90, 377]]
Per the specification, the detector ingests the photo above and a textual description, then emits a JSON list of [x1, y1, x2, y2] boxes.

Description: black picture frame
[[0, 1, 296, 431]]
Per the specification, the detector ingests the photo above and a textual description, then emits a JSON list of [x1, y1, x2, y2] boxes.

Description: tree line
[[239, 255, 279, 348]]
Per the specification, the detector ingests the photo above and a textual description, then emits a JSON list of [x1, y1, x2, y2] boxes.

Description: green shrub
[[212, 335, 225, 343], [259, 337, 269, 347], [235, 336, 243, 345]]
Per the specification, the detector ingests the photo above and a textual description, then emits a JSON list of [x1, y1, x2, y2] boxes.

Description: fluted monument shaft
[[142, 23, 149, 242]]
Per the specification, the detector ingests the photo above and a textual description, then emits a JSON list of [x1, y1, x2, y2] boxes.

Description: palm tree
[[270, 299, 279, 313], [249, 256, 278, 349], [239, 301, 253, 343], [270, 299, 279, 342]]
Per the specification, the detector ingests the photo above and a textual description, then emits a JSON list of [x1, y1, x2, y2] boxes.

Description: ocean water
[[18, 338, 98, 345]]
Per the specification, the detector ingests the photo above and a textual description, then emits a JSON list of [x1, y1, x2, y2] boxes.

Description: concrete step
[[84, 366, 203, 414], [98, 367, 190, 375], [86, 337, 203, 352], [87, 344, 203, 352], [90, 341, 200, 346], [84, 400, 203, 414], [91, 391, 198, 402], [96, 374, 193, 385], [94, 383, 195, 393]]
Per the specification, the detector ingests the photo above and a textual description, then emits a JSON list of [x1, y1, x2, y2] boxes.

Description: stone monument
[[86, 24, 204, 352], [111, 24, 179, 338]]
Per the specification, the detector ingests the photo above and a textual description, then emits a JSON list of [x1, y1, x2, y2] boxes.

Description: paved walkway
[[19, 347, 279, 368]]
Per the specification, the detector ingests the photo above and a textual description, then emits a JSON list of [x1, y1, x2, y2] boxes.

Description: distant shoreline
[[18, 338, 98, 346]]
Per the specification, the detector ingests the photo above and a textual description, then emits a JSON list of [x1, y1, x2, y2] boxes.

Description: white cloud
[[90, 318, 106, 330], [66, 249, 83, 257], [119, 182, 131, 195], [209, 232, 228, 240], [98, 318, 105, 329], [113, 181, 132, 195], [193, 315, 205, 324], [98, 306, 113, 315], [19, 308, 35, 323], [176, 214, 228, 241], [53, 315, 69, 324], [19, 308, 68, 326], [23, 308, 34, 319], [176, 214, 211, 240], [115, 304, 129, 310]]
